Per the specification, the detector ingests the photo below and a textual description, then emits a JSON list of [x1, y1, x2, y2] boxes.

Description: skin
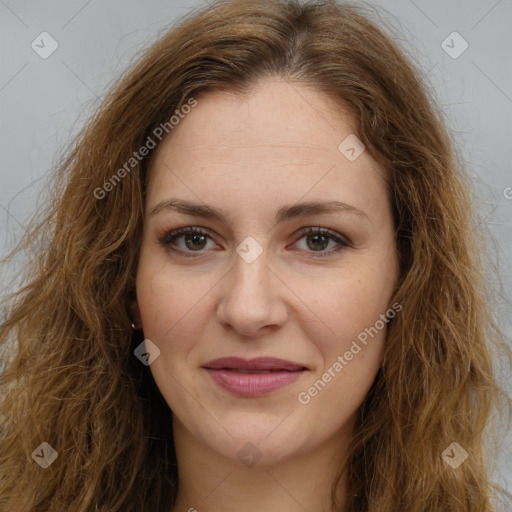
[[132, 76, 399, 512]]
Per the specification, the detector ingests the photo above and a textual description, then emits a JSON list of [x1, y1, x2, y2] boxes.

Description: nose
[[216, 248, 288, 338]]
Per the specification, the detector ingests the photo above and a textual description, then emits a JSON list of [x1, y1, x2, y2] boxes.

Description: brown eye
[[305, 233, 330, 251], [183, 233, 208, 251], [293, 227, 350, 257], [160, 227, 217, 256]]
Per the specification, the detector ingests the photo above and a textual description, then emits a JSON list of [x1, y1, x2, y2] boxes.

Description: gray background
[[1, 0, 511, 497]]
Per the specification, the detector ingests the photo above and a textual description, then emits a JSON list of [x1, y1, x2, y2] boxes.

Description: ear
[[130, 300, 142, 327]]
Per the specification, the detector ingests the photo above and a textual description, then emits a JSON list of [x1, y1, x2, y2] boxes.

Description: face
[[133, 76, 399, 466]]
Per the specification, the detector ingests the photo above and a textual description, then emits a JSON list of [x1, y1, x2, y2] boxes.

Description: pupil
[[186, 234, 206, 250], [308, 234, 327, 251]]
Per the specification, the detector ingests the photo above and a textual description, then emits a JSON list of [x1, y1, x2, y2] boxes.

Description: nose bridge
[[232, 234, 270, 294], [217, 239, 286, 336]]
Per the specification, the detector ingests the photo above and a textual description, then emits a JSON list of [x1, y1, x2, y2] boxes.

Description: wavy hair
[[1, 0, 510, 510]]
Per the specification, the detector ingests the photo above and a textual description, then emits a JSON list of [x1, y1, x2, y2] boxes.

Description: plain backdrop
[[1, 0, 511, 498]]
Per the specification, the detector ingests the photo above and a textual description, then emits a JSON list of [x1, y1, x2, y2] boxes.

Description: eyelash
[[159, 226, 351, 258]]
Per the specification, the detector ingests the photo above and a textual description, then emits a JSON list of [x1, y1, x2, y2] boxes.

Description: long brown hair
[[1, 0, 510, 510]]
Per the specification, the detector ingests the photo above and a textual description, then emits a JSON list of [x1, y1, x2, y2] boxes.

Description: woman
[[0, 0, 510, 510]]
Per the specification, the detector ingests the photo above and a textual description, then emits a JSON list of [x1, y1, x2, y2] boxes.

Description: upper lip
[[202, 357, 308, 371]]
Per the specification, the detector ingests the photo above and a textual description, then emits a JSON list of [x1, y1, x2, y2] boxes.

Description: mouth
[[201, 357, 309, 397], [212, 369, 290, 373], [202, 356, 308, 372]]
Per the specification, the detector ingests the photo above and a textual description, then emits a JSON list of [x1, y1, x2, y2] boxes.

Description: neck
[[170, 416, 354, 512]]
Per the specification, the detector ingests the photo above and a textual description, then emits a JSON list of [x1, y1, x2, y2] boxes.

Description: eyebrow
[[149, 198, 370, 224]]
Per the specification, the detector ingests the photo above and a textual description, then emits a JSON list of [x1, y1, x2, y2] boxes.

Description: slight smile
[[202, 357, 310, 397]]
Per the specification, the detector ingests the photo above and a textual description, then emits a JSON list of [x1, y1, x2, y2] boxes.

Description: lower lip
[[204, 368, 307, 397]]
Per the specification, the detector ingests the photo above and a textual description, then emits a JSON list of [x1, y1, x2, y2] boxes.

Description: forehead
[[146, 77, 388, 217], [154, 77, 359, 159]]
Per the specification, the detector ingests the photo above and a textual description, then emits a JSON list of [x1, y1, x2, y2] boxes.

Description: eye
[[291, 226, 351, 257], [159, 226, 218, 257], [159, 226, 351, 258]]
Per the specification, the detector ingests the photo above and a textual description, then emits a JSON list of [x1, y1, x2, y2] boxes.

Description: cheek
[[297, 266, 393, 354], [134, 251, 208, 349], [298, 279, 388, 423], [295, 263, 393, 423], [135, 257, 210, 408]]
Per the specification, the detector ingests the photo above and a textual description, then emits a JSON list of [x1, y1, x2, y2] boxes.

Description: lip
[[202, 356, 308, 372], [202, 357, 309, 397]]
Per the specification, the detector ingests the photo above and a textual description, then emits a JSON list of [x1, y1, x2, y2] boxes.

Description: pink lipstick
[[202, 357, 308, 397]]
